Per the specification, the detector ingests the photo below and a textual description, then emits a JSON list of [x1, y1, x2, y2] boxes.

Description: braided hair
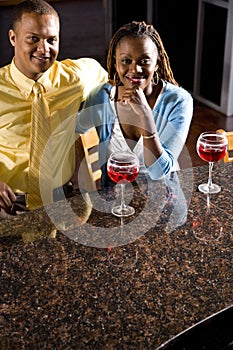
[[107, 20, 178, 86]]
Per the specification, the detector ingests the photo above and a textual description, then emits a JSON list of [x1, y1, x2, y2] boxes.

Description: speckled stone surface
[[0, 163, 232, 349]]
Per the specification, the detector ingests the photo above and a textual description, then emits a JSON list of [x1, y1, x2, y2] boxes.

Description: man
[[0, 0, 107, 215]]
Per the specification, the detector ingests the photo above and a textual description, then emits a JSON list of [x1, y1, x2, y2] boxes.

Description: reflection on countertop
[[0, 163, 232, 349]]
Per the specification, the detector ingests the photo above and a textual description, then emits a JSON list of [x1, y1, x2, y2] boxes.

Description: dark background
[[0, 0, 229, 110]]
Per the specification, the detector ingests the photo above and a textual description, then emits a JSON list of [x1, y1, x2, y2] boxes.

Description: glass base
[[193, 213, 223, 242], [107, 245, 138, 268], [111, 205, 135, 217], [198, 183, 221, 194]]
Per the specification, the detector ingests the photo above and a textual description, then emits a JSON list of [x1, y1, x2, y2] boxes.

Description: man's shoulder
[[0, 64, 16, 91], [52, 58, 107, 83], [0, 64, 11, 80], [58, 57, 104, 70]]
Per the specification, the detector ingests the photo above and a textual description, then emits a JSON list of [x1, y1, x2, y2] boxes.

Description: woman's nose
[[129, 62, 142, 73]]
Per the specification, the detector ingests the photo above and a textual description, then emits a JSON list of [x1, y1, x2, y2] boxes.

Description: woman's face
[[114, 36, 158, 90]]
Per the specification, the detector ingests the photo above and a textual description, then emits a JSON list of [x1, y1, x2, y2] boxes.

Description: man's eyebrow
[[26, 31, 39, 36], [26, 32, 58, 39]]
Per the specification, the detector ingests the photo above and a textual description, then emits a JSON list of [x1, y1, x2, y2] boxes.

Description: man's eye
[[31, 36, 39, 42], [48, 38, 57, 45]]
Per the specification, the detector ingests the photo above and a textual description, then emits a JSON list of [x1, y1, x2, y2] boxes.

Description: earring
[[113, 72, 120, 86], [152, 70, 159, 85]]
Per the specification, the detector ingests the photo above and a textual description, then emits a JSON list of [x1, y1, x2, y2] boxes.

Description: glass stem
[[207, 162, 214, 189], [120, 183, 127, 210], [206, 193, 211, 214]]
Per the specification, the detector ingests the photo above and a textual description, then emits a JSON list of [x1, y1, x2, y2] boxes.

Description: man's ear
[[9, 29, 16, 47]]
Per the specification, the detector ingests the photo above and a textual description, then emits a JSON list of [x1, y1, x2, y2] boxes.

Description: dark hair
[[12, 0, 59, 30], [107, 20, 178, 86]]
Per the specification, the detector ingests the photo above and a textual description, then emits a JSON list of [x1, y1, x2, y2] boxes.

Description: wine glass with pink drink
[[107, 151, 140, 217], [196, 131, 228, 193]]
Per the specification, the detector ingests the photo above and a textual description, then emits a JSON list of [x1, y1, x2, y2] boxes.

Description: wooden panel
[[217, 129, 233, 162], [75, 129, 102, 192]]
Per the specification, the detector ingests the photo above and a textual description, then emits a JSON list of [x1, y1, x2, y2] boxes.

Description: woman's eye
[[141, 59, 150, 65], [121, 59, 131, 64], [120, 58, 151, 65]]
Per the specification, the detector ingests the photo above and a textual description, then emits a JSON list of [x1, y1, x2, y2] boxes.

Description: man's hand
[[0, 182, 16, 212]]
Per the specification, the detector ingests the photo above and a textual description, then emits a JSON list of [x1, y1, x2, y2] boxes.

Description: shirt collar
[[10, 58, 52, 98]]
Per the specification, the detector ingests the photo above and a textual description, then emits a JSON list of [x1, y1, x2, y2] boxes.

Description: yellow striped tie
[[27, 82, 53, 210]]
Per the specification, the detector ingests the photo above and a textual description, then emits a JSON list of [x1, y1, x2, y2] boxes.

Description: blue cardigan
[[76, 81, 193, 187]]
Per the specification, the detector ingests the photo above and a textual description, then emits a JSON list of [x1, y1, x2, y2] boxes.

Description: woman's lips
[[126, 76, 144, 85]]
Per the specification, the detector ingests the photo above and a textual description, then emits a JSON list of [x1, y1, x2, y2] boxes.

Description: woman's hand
[[0, 182, 16, 212], [118, 87, 156, 135], [121, 86, 149, 112]]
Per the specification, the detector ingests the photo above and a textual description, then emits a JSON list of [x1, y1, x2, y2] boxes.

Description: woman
[[76, 21, 193, 188]]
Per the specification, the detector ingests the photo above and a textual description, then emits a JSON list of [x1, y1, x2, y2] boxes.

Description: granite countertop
[[0, 163, 232, 349]]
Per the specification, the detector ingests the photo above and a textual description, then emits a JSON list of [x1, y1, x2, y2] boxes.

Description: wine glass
[[107, 217, 139, 268], [196, 131, 228, 193], [192, 193, 223, 242], [107, 151, 140, 217]]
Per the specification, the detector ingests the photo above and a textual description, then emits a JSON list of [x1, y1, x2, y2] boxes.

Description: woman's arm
[[118, 85, 193, 179]]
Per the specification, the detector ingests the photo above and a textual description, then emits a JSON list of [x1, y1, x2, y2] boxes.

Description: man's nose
[[37, 40, 49, 53]]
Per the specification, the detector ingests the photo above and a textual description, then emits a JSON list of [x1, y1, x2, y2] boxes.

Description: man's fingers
[[0, 190, 16, 209]]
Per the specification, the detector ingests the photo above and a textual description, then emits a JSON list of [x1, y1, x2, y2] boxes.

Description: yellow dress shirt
[[0, 57, 107, 197]]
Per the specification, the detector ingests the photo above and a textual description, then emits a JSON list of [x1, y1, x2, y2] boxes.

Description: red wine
[[107, 164, 139, 183], [197, 144, 227, 162]]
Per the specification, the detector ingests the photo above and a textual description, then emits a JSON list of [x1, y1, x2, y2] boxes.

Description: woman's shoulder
[[89, 82, 111, 94], [86, 82, 112, 105], [163, 81, 193, 102]]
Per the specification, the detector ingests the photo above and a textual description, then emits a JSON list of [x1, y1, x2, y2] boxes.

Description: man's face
[[9, 12, 60, 80]]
